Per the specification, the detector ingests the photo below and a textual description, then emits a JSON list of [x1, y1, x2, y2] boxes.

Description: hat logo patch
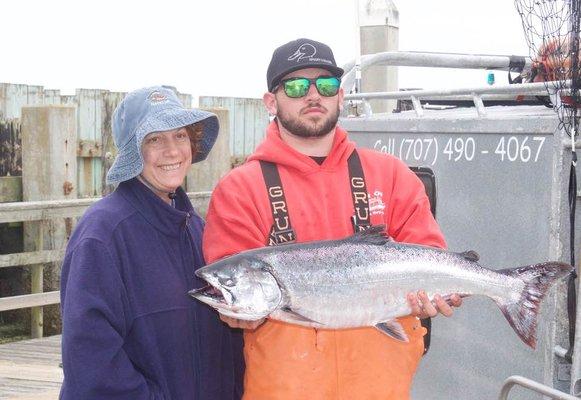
[[147, 91, 169, 104], [288, 43, 317, 62], [287, 42, 333, 65]]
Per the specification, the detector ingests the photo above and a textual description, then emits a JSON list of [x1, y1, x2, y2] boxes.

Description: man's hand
[[407, 291, 462, 319], [220, 314, 266, 330]]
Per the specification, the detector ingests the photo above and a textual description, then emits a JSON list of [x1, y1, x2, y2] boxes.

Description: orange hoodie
[[203, 121, 446, 400]]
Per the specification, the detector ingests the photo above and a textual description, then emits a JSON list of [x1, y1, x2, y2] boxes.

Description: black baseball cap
[[266, 38, 344, 92]]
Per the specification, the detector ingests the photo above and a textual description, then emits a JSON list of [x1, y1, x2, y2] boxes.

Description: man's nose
[[305, 82, 321, 101]]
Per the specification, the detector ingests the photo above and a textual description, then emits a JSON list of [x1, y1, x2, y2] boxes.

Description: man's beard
[[277, 103, 340, 138]]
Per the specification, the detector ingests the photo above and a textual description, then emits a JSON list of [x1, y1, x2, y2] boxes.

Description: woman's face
[[141, 127, 192, 196]]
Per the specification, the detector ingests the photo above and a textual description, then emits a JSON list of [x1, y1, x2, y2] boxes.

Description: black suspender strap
[[347, 150, 371, 232], [259, 160, 297, 246], [259, 150, 371, 247]]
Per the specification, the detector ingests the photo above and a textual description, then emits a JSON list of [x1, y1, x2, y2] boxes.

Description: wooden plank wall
[[199, 96, 269, 165]]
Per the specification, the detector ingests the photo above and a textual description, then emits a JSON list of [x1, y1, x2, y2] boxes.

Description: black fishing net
[[516, 0, 581, 138], [515, 0, 580, 363]]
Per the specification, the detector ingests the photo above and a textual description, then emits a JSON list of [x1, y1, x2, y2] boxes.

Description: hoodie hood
[[247, 121, 356, 174]]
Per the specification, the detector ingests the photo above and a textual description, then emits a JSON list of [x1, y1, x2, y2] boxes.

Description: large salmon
[[190, 226, 572, 348]]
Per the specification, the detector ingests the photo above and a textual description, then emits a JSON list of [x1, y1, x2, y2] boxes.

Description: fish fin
[[495, 262, 573, 349], [459, 250, 480, 262], [281, 307, 323, 325], [348, 224, 390, 246], [374, 320, 409, 342]]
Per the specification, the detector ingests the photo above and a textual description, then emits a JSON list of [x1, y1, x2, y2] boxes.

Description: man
[[203, 39, 461, 400]]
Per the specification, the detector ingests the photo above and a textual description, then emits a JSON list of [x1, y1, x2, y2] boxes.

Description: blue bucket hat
[[106, 86, 219, 184]]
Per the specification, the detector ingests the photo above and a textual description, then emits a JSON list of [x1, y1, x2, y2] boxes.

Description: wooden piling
[[30, 224, 44, 338], [20, 106, 77, 338]]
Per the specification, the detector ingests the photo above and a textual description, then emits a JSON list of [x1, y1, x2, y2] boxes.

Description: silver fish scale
[[261, 241, 524, 328]]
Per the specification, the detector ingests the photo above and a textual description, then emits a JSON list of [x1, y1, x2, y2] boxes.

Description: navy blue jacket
[[60, 178, 241, 400]]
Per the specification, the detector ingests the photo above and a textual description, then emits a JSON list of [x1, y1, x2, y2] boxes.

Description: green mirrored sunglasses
[[278, 76, 341, 98]]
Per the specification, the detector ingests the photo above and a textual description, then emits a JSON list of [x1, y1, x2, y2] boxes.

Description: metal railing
[[498, 375, 579, 400], [0, 192, 211, 338], [340, 51, 573, 117], [344, 81, 554, 117]]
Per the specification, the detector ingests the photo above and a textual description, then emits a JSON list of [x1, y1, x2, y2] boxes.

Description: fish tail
[[496, 262, 572, 349]]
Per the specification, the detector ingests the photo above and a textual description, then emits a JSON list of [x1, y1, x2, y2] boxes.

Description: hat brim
[[269, 64, 344, 92], [105, 136, 143, 184]]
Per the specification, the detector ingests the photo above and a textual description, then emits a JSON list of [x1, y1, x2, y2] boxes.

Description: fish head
[[190, 255, 282, 321]]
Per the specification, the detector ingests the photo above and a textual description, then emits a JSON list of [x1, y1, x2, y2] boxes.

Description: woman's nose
[[163, 137, 181, 155]]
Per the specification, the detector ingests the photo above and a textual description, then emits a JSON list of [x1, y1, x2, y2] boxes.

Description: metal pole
[[344, 81, 558, 101], [498, 375, 579, 400], [341, 51, 533, 93]]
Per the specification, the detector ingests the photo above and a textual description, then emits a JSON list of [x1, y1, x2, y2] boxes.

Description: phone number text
[[373, 136, 547, 165]]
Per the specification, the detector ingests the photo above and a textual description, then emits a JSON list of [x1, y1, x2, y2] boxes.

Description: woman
[[60, 86, 240, 399]]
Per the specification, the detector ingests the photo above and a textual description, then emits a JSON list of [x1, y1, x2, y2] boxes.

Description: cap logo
[[288, 43, 317, 62], [147, 91, 168, 104]]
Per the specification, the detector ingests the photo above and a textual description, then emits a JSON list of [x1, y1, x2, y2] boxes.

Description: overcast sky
[[1, 0, 530, 100]]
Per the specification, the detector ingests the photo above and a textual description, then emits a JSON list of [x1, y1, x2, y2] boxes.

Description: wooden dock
[[0, 335, 62, 400]]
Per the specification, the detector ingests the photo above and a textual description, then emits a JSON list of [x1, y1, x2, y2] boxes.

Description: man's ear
[[263, 92, 277, 116], [338, 87, 345, 112]]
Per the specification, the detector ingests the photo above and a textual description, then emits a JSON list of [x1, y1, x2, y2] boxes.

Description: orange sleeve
[[202, 173, 268, 263], [386, 158, 447, 249]]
